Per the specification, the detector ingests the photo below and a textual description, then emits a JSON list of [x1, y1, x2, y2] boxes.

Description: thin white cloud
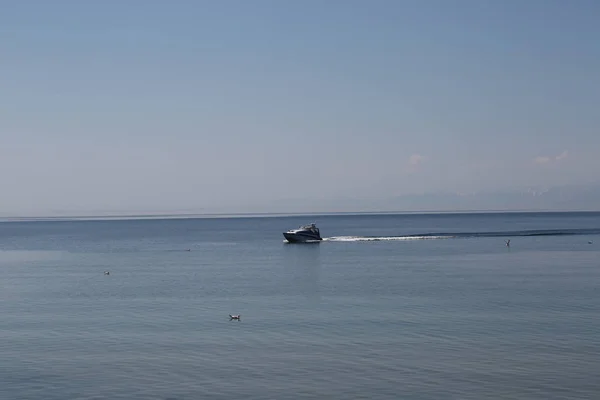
[[406, 154, 426, 174], [555, 151, 568, 161], [534, 156, 551, 164], [534, 151, 568, 165], [408, 154, 425, 166]]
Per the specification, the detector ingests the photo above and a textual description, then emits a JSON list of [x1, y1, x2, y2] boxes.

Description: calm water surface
[[1, 212, 600, 399]]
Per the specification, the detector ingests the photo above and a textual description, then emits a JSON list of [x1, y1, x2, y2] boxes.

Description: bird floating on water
[[229, 314, 241, 321]]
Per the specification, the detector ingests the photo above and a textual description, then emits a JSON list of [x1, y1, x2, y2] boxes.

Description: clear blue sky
[[1, 0, 599, 215]]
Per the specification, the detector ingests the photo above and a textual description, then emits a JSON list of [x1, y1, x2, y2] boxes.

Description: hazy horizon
[[2, 1, 599, 216], [2, 182, 600, 219]]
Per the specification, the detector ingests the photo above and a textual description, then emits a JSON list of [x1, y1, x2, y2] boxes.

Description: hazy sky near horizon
[[1, 0, 599, 214]]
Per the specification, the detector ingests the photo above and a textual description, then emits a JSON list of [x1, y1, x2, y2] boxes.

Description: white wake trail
[[323, 236, 451, 242]]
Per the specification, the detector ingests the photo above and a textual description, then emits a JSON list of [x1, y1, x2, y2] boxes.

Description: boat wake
[[324, 235, 449, 242], [322, 228, 600, 242]]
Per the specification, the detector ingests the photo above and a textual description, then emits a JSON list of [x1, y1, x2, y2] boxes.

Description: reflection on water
[[0, 250, 68, 264], [283, 243, 321, 301]]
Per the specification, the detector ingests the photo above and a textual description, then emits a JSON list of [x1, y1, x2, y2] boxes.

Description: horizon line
[[1, 208, 599, 223]]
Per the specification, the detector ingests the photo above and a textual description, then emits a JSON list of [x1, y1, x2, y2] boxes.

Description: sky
[[1, 0, 599, 215]]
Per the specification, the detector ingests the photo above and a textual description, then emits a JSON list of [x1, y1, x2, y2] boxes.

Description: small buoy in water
[[229, 314, 241, 321], [104, 271, 110, 275]]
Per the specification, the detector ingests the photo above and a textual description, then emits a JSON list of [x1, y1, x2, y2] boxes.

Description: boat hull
[[283, 232, 322, 243]]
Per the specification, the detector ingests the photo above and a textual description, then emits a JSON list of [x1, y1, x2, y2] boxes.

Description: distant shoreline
[[1, 209, 599, 223]]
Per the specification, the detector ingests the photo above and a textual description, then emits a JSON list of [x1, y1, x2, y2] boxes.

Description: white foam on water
[[323, 236, 451, 242]]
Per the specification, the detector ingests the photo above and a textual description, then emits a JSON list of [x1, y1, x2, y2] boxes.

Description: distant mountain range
[[354, 183, 600, 213], [386, 186, 600, 212], [267, 183, 600, 214]]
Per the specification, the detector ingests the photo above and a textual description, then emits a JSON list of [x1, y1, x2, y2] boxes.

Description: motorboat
[[283, 223, 322, 243]]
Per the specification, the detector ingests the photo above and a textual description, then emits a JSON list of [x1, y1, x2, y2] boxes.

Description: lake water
[[1, 212, 599, 399]]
